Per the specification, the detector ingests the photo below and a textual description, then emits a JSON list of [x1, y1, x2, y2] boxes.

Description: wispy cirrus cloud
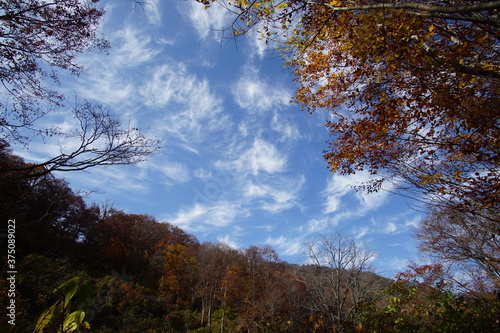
[[183, 1, 232, 40], [265, 235, 305, 257], [322, 171, 390, 215], [58, 164, 150, 197], [218, 138, 287, 176], [270, 109, 301, 142], [142, 0, 163, 26], [370, 213, 422, 236], [232, 65, 292, 113], [306, 217, 329, 234], [217, 234, 241, 249], [113, 25, 162, 66], [169, 201, 248, 232], [243, 174, 305, 213], [139, 157, 191, 185], [140, 62, 231, 145], [75, 71, 136, 106], [73, 24, 162, 107]]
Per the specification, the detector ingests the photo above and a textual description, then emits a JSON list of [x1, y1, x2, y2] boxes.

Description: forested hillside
[[1, 141, 499, 332]]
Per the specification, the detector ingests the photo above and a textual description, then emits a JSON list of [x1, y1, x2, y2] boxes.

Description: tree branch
[[316, 1, 500, 14]]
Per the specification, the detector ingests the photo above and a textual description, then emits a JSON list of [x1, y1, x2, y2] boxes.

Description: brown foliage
[[415, 206, 500, 290]]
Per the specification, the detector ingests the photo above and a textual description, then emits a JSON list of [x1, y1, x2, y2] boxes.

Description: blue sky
[[20, 0, 422, 278]]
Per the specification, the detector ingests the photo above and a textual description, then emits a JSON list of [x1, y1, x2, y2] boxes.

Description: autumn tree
[[415, 206, 500, 291], [0, 141, 104, 258], [298, 231, 379, 332], [360, 264, 500, 332], [197, 0, 500, 214], [84, 212, 199, 279], [238, 245, 288, 331], [1, 0, 107, 103], [194, 242, 240, 327], [158, 242, 199, 311], [0, 0, 159, 179]]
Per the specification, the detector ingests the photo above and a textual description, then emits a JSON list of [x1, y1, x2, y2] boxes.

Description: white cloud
[[183, 1, 232, 40], [323, 171, 390, 215], [169, 201, 246, 232], [246, 15, 292, 59], [324, 194, 343, 215], [141, 63, 188, 107], [268, 180, 305, 212], [255, 224, 276, 232], [74, 25, 161, 106], [140, 157, 191, 184], [60, 165, 149, 197], [405, 215, 422, 229], [351, 225, 371, 239], [381, 257, 412, 277], [307, 218, 329, 234], [193, 167, 213, 181], [141, 63, 231, 144], [248, 22, 269, 59], [169, 203, 207, 228], [231, 138, 287, 175], [232, 65, 291, 112], [354, 187, 390, 213], [142, 0, 162, 26], [77, 71, 135, 106], [265, 235, 304, 256], [371, 213, 422, 236], [161, 163, 190, 183], [243, 175, 305, 213], [383, 222, 398, 234], [270, 110, 301, 142], [217, 235, 241, 249], [244, 183, 270, 197], [322, 176, 351, 214], [113, 25, 162, 66]]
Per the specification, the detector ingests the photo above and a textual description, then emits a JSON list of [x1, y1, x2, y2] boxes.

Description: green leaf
[[61, 310, 86, 333], [384, 305, 396, 313], [34, 307, 55, 333], [33, 301, 63, 333], [53, 277, 80, 294]]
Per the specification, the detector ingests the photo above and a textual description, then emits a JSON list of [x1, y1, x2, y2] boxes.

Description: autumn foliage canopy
[[199, 0, 500, 214]]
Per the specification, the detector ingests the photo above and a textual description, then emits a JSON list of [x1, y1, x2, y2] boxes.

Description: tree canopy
[[0, 0, 108, 139], [198, 0, 500, 214]]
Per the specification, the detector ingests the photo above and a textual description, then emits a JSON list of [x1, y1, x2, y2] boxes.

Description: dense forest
[[1, 141, 500, 332]]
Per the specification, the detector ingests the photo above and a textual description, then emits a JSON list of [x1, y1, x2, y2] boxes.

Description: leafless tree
[[0, 0, 160, 180], [298, 231, 379, 332], [0, 100, 160, 181]]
